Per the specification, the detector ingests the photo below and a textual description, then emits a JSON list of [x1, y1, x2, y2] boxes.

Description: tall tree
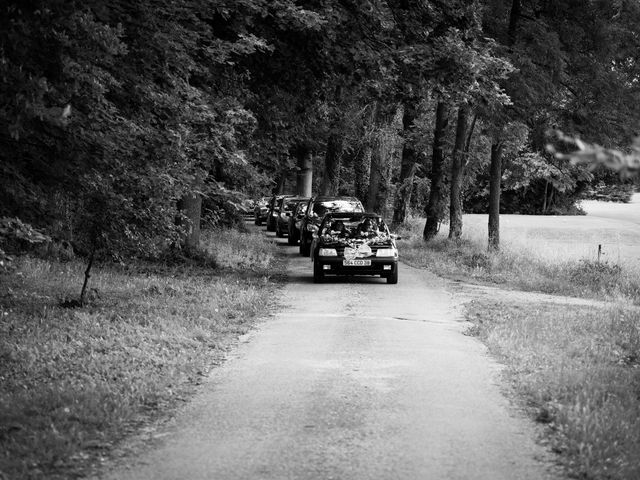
[[488, 138, 504, 250], [366, 104, 404, 215], [392, 102, 419, 226], [449, 104, 472, 238], [423, 101, 451, 240]]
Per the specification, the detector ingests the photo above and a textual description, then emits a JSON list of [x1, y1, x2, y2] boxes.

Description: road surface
[[100, 231, 562, 480]]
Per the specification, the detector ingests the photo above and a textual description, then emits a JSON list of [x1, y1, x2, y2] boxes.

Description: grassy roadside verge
[[467, 299, 640, 480], [396, 217, 640, 479], [0, 227, 283, 480], [396, 217, 640, 303]]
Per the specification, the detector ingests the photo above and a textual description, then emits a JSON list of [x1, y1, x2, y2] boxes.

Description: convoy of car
[[251, 193, 399, 284], [298, 196, 365, 257]]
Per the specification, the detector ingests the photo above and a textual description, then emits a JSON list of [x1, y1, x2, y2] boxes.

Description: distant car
[[298, 196, 364, 257], [310, 212, 399, 284], [287, 201, 309, 245], [254, 197, 270, 226], [275, 196, 309, 238], [266, 194, 293, 232]]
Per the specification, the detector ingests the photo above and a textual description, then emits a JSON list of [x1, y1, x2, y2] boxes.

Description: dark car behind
[[266, 194, 292, 232], [299, 196, 364, 256], [275, 196, 309, 238], [310, 212, 398, 284], [254, 197, 270, 226], [288, 201, 308, 245]]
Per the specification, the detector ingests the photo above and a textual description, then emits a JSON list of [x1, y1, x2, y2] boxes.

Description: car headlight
[[376, 248, 397, 257], [319, 248, 338, 256]]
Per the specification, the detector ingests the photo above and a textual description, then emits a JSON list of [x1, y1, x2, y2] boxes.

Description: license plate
[[343, 259, 371, 266]]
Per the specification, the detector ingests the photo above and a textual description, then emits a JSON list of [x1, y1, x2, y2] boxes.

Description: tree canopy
[[1, 0, 637, 264]]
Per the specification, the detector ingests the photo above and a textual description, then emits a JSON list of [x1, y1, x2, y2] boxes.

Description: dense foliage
[[1, 0, 638, 263]]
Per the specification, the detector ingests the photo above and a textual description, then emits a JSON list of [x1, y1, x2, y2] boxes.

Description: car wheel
[[313, 259, 324, 283], [386, 267, 398, 284]]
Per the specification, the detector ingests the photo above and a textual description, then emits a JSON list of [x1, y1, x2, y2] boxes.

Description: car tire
[[255, 216, 262, 226], [313, 259, 324, 283], [386, 267, 398, 284]]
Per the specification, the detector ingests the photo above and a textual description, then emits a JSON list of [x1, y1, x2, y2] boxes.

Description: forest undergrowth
[[397, 217, 640, 480], [0, 228, 283, 480]]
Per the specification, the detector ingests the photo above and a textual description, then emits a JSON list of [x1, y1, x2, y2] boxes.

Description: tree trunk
[[508, 0, 522, 44], [392, 102, 418, 227], [449, 104, 471, 239], [354, 144, 371, 204], [295, 144, 313, 197], [366, 104, 403, 216], [275, 163, 287, 194], [488, 141, 504, 251], [79, 243, 96, 306], [179, 189, 202, 252], [423, 101, 450, 241], [320, 132, 344, 196], [354, 103, 377, 205]]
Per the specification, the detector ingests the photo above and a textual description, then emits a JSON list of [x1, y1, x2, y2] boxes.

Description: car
[[287, 201, 309, 245], [275, 196, 309, 238], [266, 194, 294, 232], [310, 212, 399, 284], [254, 197, 270, 226], [298, 196, 364, 256]]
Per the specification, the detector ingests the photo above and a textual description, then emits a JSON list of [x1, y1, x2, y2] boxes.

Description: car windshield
[[313, 200, 364, 216], [283, 200, 299, 212], [320, 216, 389, 240]]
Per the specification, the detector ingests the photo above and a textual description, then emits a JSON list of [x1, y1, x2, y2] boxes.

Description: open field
[[445, 193, 640, 264], [397, 196, 640, 302]]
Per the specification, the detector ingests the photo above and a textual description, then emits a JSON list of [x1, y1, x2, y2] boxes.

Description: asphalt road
[[101, 230, 562, 480]]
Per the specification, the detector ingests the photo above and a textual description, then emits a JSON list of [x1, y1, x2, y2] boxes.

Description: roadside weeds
[[0, 228, 283, 480], [466, 298, 640, 480], [394, 217, 640, 480]]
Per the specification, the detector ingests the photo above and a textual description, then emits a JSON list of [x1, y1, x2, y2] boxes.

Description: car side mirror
[[390, 233, 402, 240]]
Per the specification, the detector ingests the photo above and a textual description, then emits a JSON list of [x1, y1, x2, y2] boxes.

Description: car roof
[[283, 196, 309, 202], [312, 196, 360, 202]]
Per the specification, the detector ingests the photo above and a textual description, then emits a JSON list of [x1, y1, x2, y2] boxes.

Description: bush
[[568, 259, 622, 294], [0, 217, 50, 254]]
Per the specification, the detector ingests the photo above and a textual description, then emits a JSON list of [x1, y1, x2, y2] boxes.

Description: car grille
[[334, 244, 388, 258]]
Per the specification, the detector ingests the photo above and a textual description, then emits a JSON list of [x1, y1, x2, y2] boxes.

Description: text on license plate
[[343, 259, 371, 266]]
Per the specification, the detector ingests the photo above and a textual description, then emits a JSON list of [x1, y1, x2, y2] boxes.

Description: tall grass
[[468, 300, 640, 480], [0, 228, 281, 480], [396, 216, 640, 303], [399, 213, 640, 478]]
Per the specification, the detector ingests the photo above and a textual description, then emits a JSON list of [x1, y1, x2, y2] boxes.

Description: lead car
[[310, 212, 399, 284]]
